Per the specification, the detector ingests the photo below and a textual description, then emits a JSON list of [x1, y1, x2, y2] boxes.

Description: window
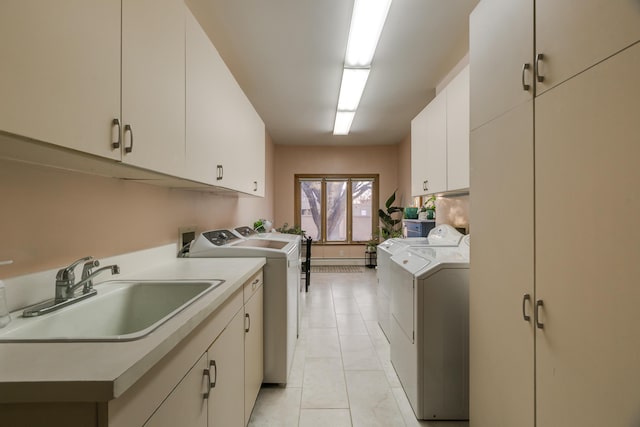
[[295, 175, 378, 244]]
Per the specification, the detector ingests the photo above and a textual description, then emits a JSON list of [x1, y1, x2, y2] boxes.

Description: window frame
[[294, 174, 379, 245]]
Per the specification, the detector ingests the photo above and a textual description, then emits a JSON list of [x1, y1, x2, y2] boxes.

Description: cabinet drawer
[[243, 270, 263, 303], [404, 220, 436, 237]]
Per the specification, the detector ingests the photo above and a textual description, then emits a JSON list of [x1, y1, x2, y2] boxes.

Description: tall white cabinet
[[469, 1, 640, 426]]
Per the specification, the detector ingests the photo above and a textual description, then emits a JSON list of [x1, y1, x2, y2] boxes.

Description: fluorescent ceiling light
[[337, 68, 370, 111], [345, 0, 393, 67], [333, 111, 356, 135]]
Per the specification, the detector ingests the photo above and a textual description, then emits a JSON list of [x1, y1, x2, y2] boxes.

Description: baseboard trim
[[310, 258, 364, 266]]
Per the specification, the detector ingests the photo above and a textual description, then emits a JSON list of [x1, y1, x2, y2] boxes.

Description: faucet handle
[[56, 256, 93, 282], [82, 259, 100, 280]]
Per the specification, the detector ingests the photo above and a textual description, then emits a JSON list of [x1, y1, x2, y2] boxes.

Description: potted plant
[[365, 232, 380, 253], [420, 195, 436, 220], [378, 190, 404, 240], [275, 222, 306, 237]]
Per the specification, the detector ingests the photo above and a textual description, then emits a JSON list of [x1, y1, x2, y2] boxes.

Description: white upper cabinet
[[423, 92, 448, 195], [535, 0, 640, 96], [185, 7, 265, 195], [186, 8, 223, 185], [411, 65, 469, 197], [411, 105, 430, 196], [446, 65, 470, 191], [469, 0, 533, 130], [121, 0, 186, 177], [0, 0, 121, 160]]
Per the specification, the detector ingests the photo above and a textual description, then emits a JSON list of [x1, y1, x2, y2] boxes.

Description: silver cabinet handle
[[245, 312, 251, 333], [253, 181, 258, 192], [535, 53, 545, 83], [209, 360, 217, 388], [124, 124, 134, 153], [216, 165, 223, 180], [535, 299, 544, 329], [111, 118, 121, 149], [521, 63, 531, 91], [203, 368, 211, 399], [522, 293, 531, 321]]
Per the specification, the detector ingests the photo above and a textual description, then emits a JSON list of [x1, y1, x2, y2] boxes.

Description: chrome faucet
[[23, 257, 120, 317], [55, 257, 120, 302]]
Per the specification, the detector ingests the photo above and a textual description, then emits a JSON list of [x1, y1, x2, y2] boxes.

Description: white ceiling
[[186, 0, 479, 146]]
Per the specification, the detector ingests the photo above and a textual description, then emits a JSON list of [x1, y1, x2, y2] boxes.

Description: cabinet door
[[122, 0, 185, 176], [0, 0, 121, 160], [208, 309, 245, 427], [144, 354, 208, 427], [535, 0, 640, 96], [244, 285, 264, 425], [186, 7, 224, 185], [469, 0, 533, 130], [469, 100, 535, 427], [446, 65, 470, 191], [424, 92, 447, 194], [411, 105, 430, 196], [535, 43, 640, 427]]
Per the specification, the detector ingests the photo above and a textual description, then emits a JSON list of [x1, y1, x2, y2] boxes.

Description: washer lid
[[391, 250, 432, 275], [426, 224, 464, 246]]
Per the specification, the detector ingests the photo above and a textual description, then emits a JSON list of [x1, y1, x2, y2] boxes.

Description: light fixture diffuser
[[345, 0, 393, 67], [337, 68, 370, 111], [333, 111, 356, 135], [332, 0, 392, 136]]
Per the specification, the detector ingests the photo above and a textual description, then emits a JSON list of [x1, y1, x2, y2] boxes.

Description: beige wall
[[273, 144, 399, 258], [0, 135, 275, 279], [396, 133, 412, 207]]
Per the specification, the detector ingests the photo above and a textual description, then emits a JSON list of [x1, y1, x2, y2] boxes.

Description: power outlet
[[339, 249, 345, 257], [179, 226, 197, 250]]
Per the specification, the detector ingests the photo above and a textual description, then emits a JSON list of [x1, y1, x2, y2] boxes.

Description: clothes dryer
[[389, 243, 469, 420]]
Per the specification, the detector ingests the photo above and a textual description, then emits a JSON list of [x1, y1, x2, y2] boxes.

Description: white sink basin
[[0, 280, 224, 342]]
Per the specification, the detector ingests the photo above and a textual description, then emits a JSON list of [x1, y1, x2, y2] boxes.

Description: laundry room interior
[[0, 1, 638, 426]]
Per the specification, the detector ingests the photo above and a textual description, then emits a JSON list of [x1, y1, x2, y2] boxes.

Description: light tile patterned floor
[[248, 269, 469, 427]]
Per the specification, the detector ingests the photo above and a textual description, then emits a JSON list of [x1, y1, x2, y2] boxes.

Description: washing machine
[[389, 242, 470, 420], [189, 229, 300, 385], [376, 224, 463, 341]]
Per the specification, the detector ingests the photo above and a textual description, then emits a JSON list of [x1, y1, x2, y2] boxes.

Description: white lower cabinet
[[208, 309, 245, 427], [244, 280, 264, 425], [144, 354, 208, 427]]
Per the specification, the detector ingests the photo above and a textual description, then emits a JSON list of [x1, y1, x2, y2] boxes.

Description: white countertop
[[0, 257, 265, 403]]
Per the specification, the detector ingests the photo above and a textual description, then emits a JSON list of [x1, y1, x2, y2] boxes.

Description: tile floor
[[248, 269, 469, 427]]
